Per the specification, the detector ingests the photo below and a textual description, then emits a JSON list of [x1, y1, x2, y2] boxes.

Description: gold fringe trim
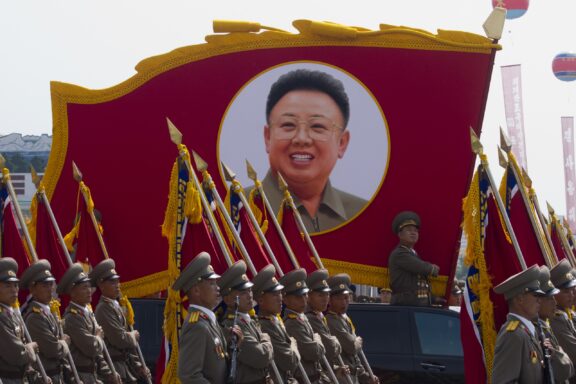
[[462, 168, 496, 382], [119, 294, 135, 326], [248, 184, 268, 234], [27, 194, 39, 245], [121, 270, 169, 298]]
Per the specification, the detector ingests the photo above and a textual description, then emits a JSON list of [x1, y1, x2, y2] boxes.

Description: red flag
[[550, 220, 568, 262], [2, 198, 32, 269], [279, 201, 318, 272], [181, 216, 228, 275], [73, 192, 106, 267], [236, 206, 272, 275], [34, 197, 69, 280]]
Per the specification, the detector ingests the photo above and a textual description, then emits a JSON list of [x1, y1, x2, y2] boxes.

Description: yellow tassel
[[119, 294, 135, 326], [248, 186, 269, 235], [462, 168, 497, 383], [49, 298, 61, 320], [27, 194, 39, 244], [184, 181, 202, 224]]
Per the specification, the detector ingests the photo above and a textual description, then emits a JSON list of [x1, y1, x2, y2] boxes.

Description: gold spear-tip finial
[[167, 117, 183, 146], [246, 159, 258, 182], [497, 146, 508, 168], [277, 173, 288, 191], [30, 166, 42, 188], [192, 150, 208, 172], [470, 127, 483, 155], [500, 127, 512, 153], [547, 201, 555, 215], [521, 168, 532, 188], [222, 162, 236, 182], [72, 161, 83, 182]]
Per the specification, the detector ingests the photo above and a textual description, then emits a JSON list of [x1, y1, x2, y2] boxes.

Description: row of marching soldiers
[[492, 259, 576, 384], [173, 251, 380, 384], [0, 256, 149, 384]]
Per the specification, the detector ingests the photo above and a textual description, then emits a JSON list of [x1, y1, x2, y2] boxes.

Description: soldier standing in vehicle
[[219, 260, 274, 384], [325, 273, 379, 384], [20, 260, 70, 384], [388, 211, 440, 306], [491, 265, 545, 384], [0, 257, 40, 384], [253, 264, 301, 383], [90, 259, 149, 383]]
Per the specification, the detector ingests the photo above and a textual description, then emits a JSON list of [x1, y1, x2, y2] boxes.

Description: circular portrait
[[218, 62, 389, 233]]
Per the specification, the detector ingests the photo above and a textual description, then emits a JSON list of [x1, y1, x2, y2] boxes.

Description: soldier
[[58, 263, 121, 384], [537, 265, 574, 383], [549, 259, 576, 383], [0, 257, 40, 383], [280, 268, 330, 384], [252, 265, 300, 383], [20, 260, 71, 383], [219, 260, 274, 384], [90, 259, 148, 383], [325, 274, 378, 384], [172, 251, 230, 383], [305, 269, 350, 380], [387, 211, 440, 306], [491, 265, 545, 384]]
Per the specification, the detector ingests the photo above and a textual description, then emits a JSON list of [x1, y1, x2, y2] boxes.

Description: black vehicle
[[131, 300, 464, 383], [350, 303, 464, 384]]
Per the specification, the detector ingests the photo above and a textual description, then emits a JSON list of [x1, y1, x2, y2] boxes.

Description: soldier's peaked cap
[[327, 273, 352, 295], [20, 259, 55, 288], [550, 259, 576, 289], [306, 269, 331, 293], [392, 211, 420, 234], [252, 265, 283, 296], [538, 265, 559, 296], [493, 264, 545, 300], [172, 252, 220, 292], [89, 259, 119, 287], [279, 268, 309, 295], [0, 257, 19, 283], [57, 263, 91, 295], [218, 260, 253, 296]]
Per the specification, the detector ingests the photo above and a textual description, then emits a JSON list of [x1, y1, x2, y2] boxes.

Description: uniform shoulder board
[[198, 312, 209, 320], [32, 307, 42, 314], [506, 320, 519, 332], [189, 311, 200, 324], [287, 313, 298, 320], [226, 314, 235, 320], [70, 308, 79, 315]]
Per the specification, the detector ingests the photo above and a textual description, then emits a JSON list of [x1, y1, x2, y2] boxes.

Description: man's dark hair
[[266, 69, 350, 127]]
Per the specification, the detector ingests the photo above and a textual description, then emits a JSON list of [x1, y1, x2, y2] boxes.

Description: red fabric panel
[[237, 207, 272, 277], [35, 199, 70, 280], [461, 298, 487, 384], [74, 196, 106, 267], [3, 201, 31, 270], [508, 191, 548, 267], [281, 204, 318, 272]]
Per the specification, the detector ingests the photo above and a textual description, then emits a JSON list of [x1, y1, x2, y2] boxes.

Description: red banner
[[44, 21, 499, 295]]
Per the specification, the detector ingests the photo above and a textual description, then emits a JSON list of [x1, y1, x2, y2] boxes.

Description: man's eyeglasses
[[270, 116, 343, 142]]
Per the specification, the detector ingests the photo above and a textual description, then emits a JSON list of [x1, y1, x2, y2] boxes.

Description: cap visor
[[265, 283, 284, 293], [286, 287, 310, 296], [232, 281, 254, 291], [38, 277, 56, 283], [4, 277, 19, 283], [313, 287, 331, 293], [204, 272, 221, 280], [544, 288, 560, 297]]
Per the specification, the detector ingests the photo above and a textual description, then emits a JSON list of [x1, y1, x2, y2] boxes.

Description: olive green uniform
[[221, 311, 274, 384], [246, 171, 366, 233], [388, 245, 437, 306], [63, 302, 114, 384], [538, 318, 574, 383], [283, 309, 330, 384], [306, 310, 342, 369], [258, 314, 300, 383], [492, 314, 544, 384], [94, 296, 140, 382], [23, 301, 69, 383], [178, 306, 228, 384], [0, 303, 36, 383], [550, 308, 576, 383], [325, 312, 370, 384]]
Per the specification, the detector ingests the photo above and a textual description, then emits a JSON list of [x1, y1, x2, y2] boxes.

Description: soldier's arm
[[284, 318, 325, 362], [391, 251, 436, 276], [491, 329, 524, 384], [178, 322, 212, 384], [260, 322, 299, 373], [236, 323, 273, 369], [550, 315, 576, 362], [550, 344, 575, 383], [326, 315, 360, 355], [0, 313, 34, 367], [307, 315, 342, 363], [25, 311, 66, 360], [63, 312, 102, 358], [95, 304, 138, 350]]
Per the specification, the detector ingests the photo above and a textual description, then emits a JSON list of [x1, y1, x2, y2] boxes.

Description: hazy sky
[[2, 1, 575, 214]]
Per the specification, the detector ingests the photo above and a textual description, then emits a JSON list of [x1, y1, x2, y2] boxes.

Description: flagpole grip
[[2, 170, 38, 262], [38, 190, 74, 267]]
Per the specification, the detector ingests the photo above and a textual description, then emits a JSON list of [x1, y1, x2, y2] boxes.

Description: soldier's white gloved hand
[[62, 334, 71, 345], [128, 330, 139, 346], [58, 339, 70, 355], [331, 335, 342, 355], [132, 330, 140, 341], [289, 337, 301, 361], [354, 336, 363, 351], [95, 326, 104, 338], [261, 332, 271, 343], [24, 342, 38, 363]]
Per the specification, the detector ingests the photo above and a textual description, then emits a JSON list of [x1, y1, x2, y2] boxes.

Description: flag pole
[[563, 217, 576, 254], [548, 203, 576, 266], [245, 160, 301, 270], [222, 162, 284, 275], [71, 162, 152, 384], [276, 174, 325, 269], [499, 129, 556, 267], [470, 129, 527, 270], [167, 119, 235, 267]]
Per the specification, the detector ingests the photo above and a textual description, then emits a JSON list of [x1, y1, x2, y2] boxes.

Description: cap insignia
[[7, 271, 15, 277], [322, 280, 328, 286], [79, 272, 86, 278], [272, 277, 278, 284], [567, 273, 574, 280], [44, 270, 51, 276], [296, 281, 302, 288], [111, 269, 117, 274], [208, 266, 214, 273], [339, 284, 345, 289], [241, 274, 248, 281]]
